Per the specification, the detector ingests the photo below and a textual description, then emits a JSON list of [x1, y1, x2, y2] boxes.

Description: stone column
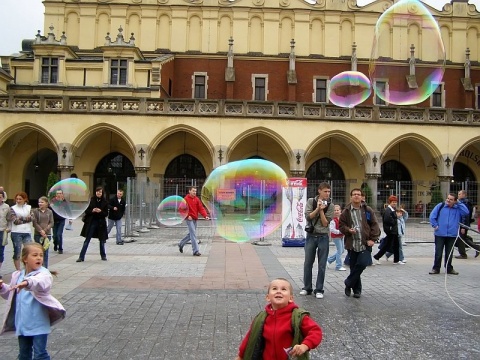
[[438, 176, 452, 198], [57, 165, 74, 180], [365, 173, 381, 210]]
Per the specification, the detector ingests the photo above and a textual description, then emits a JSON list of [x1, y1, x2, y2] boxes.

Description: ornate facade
[[1, 0, 480, 211]]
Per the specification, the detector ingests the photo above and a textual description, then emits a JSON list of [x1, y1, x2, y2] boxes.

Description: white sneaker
[[299, 290, 309, 296], [374, 260, 381, 265], [394, 261, 406, 265], [337, 267, 347, 271], [402, 259, 407, 263], [315, 292, 324, 299]]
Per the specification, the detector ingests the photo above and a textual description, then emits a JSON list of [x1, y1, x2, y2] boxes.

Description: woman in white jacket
[[8, 192, 33, 270]]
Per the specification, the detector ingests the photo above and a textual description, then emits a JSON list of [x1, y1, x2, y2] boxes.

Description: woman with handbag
[[32, 196, 54, 268], [76, 187, 109, 262]]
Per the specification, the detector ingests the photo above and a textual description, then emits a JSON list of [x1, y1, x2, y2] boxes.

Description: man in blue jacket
[[429, 193, 469, 275]]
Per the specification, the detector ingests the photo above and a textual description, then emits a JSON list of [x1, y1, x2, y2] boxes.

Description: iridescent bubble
[[369, 0, 445, 105], [328, 71, 371, 108], [48, 178, 90, 219], [156, 195, 189, 226], [201, 159, 288, 242]]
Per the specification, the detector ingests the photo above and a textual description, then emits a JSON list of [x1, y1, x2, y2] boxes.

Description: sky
[[1, 0, 480, 55]]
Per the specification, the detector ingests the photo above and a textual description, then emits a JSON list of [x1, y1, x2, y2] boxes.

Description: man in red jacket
[[178, 187, 209, 256]]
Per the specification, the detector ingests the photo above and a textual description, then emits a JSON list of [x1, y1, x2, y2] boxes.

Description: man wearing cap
[[373, 195, 403, 264]]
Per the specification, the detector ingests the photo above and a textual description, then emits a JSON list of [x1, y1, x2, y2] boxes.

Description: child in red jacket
[[235, 278, 322, 360]]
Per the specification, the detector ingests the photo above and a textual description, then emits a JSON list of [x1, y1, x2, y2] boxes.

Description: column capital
[[135, 166, 150, 173], [290, 170, 305, 177], [437, 176, 453, 182], [57, 165, 74, 171]]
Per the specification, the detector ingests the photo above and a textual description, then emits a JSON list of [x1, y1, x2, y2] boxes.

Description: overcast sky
[[1, 0, 480, 56]]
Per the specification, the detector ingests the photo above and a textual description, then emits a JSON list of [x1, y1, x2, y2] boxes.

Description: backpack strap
[[434, 202, 446, 222]]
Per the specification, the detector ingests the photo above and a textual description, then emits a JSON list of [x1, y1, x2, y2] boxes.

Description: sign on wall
[[281, 178, 307, 247]]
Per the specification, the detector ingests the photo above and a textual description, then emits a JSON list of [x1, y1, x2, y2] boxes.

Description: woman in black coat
[[77, 186, 109, 262]]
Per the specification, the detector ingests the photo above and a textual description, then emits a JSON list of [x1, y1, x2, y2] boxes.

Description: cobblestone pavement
[[1, 219, 480, 359]]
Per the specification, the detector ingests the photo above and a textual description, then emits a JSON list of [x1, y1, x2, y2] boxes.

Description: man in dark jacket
[[339, 188, 380, 298], [373, 195, 402, 264], [107, 189, 126, 245], [455, 190, 479, 259], [51, 189, 66, 254]]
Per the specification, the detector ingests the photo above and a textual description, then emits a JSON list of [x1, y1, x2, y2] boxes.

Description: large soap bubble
[[369, 0, 445, 106], [156, 195, 189, 226], [328, 71, 371, 108], [48, 178, 90, 219], [201, 159, 288, 242]]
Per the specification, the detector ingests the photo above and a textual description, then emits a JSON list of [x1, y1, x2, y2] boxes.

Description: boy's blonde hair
[[267, 278, 293, 294]]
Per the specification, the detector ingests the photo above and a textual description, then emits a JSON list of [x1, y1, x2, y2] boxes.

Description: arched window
[[95, 152, 135, 200], [306, 158, 345, 205], [450, 162, 477, 202], [378, 160, 412, 212], [163, 154, 206, 197]]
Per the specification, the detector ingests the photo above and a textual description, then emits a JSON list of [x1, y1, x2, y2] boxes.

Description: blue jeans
[[18, 333, 50, 360], [33, 235, 50, 268], [52, 219, 65, 251], [432, 235, 456, 272], [107, 218, 123, 243], [179, 219, 199, 254], [79, 220, 106, 260], [344, 249, 371, 295], [302, 233, 329, 294], [11, 232, 32, 260], [327, 237, 345, 269], [0, 231, 5, 263]]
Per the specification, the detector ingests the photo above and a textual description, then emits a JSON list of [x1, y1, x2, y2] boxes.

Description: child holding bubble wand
[[235, 278, 322, 360], [0, 242, 65, 359]]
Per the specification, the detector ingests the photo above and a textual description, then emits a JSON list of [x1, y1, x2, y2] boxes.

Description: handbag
[[41, 236, 50, 251]]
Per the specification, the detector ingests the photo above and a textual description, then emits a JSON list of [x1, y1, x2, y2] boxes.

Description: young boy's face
[[396, 211, 403, 218], [266, 279, 293, 310]]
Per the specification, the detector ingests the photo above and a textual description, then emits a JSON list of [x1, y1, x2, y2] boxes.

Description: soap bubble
[[328, 71, 371, 108], [201, 159, 288, 242], [48, 178, 90, 219], [156, 195, 189, 226], [369, 0, 445, 105]]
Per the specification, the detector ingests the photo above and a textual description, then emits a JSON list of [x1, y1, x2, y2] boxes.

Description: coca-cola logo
[[288, 179, 305, 187]]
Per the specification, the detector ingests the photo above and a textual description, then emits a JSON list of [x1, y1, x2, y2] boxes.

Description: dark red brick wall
[[164, 55, 478, 108]]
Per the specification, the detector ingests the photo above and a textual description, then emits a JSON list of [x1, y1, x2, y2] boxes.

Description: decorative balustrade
[[0, 95, 479, 125]]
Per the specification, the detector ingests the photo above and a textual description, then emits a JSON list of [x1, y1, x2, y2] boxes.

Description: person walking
[[373, 195, 403, 264], [339, 188, 380, 298], [77, 187, 109, 262], [429, 193, 469, 275], [8, 192, 33, 271], [51, 189, 67, 254], [0, 191, 10, 277], [455, 190, 478, 259], [107, 189, 126, 245], [327, 205, 346, 271], [31, 196, 54, 268], [385, 208, 408, 263], [300, 182, 334, 299], [178, 187, 210, 256]]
